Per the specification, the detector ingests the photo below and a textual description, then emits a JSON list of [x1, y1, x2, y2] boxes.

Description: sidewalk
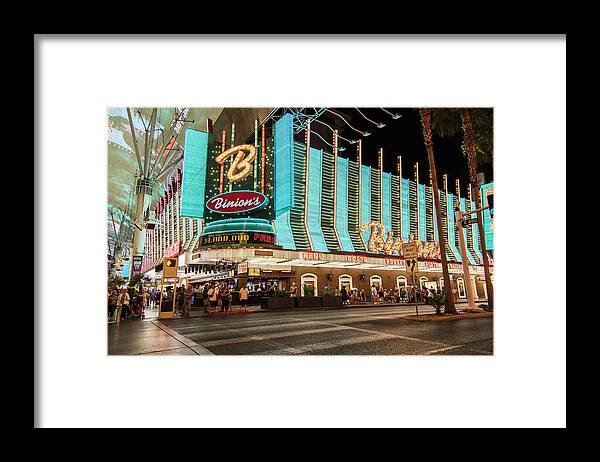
[[108, 299, 489, 323]]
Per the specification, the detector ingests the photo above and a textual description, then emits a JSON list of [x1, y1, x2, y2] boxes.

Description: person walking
[[341, 285, 348, 305], [239, 284, 249, 312], [216, 284, 223, 312], [148, 288, 155, 308], [290, 282, 298, 297], [182, 284, 193, 317], [140, 288, 148, 318], [203, 284, 210, 313], [208, 285, 217, 313], [115, 288, 129, 323], [222, 286, 231, 313], [108, 288, 117, 321], [360, 288, 366, 303]]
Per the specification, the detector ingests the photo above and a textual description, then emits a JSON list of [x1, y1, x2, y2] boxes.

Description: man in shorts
[[239, 284, 249, 312]]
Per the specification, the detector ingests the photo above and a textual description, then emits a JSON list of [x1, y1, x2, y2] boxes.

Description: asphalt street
[[108, 304, 493, 355]]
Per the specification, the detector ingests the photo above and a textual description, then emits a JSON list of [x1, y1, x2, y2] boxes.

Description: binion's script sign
[[206, 190, 269, 214]]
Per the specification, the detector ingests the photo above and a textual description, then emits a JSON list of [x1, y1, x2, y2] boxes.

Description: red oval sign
[[206, 190, 268, 214]]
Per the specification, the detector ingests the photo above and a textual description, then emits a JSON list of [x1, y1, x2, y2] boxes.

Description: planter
[[296, 296, 322, 308], [321, 295, 343, 307], [263, 297, 297, 309]]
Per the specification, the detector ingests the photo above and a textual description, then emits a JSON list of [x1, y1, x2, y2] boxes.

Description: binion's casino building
[[141, 109, 494, 301]]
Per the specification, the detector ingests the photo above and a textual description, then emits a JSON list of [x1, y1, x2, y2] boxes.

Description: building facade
[[141, 112, 494, 301]]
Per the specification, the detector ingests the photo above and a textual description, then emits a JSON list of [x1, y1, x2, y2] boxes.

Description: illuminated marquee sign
[[206, 190, 269, 214], [359, 221, 441, 259], [200, 232, 276, 247], [383, 258, 405, 267], [301, 251, 324, 261], [346, 254, 367, 264], [215, 144, 257, 183], [360, 221, 403, 255]]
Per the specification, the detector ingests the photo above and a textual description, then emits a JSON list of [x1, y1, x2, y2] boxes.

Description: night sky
[[292, 108, 493, 196]]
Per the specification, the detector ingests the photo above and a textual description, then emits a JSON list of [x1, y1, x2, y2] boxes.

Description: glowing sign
[[206, 190, 268, 214], [301, 251, 324, 261], [359, 221, 403, 255], [215, 144, 257, 182], [359, 221, 441, 259]]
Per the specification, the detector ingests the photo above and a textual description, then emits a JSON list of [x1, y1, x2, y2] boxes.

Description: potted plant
[[265, 290, 296, 309], [297, 284, 321, 308], [303, 284, 315, 297], [428, 291, 446, 316], [322, 287, 342, 307]]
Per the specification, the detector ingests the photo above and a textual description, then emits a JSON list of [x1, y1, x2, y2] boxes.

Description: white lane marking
[[153, 321, 214, 355], [200, 326, 351, 347], [179, 319, 318, 334], [175, 308, 436, 333], [286, 316, 449, 347], [256, 333, 399, 355], [422, 345, 464, 355]]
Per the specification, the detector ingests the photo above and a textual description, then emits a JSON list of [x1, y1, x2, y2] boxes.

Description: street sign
[[462, 217, 478, 226], [402, 242, 418, 260], [406, 258, 418, 273]]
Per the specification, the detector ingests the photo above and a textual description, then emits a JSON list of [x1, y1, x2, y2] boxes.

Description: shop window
[[301, 273, 318, 296], [338, 274, 353, 291], [396, 276, 407, 289], [419, 276, 428, 290], [457, 278, 466, 298], [370, 275, 382, 288]]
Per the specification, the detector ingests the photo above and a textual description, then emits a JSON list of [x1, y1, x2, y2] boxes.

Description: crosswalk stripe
[[200, 326, 351, 347], [256, 333, 398, 355]]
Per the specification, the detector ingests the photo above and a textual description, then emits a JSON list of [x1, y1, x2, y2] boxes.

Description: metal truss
[[283, 107, 327, 134]]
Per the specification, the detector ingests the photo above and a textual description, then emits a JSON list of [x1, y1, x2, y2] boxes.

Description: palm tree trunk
[[420, 109, 457, 314], [460, 109, 494, 310]]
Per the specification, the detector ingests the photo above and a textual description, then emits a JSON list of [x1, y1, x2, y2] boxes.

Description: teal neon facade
[[152, 118, 493, 266], [270, 136, 493, 263], [305, 148, 329, 252], [382, 172, 392, 233], [481, 182, 494, 251], [272, 113, 297, 249], [361, 165, 372, 244], [180, 129, 208, 219], [335, 157, 355, 252], [418, 184, 427, 241]]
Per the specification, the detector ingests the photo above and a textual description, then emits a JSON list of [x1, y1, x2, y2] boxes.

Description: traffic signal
[[487, 194, 494, 218]]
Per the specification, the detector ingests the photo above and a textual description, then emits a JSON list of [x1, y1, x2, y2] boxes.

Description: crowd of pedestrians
[[108, 281, 257, 323], [108, 278, 454, 323], [108, 286, 153, 323]]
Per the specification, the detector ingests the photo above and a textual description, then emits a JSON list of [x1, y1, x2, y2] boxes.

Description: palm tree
[[459, 108, 494, 310], [129, 272, 144, 289], [419, 108, 457, 314], [430, 108, 494, 310], [109, 275, 126, 289]]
